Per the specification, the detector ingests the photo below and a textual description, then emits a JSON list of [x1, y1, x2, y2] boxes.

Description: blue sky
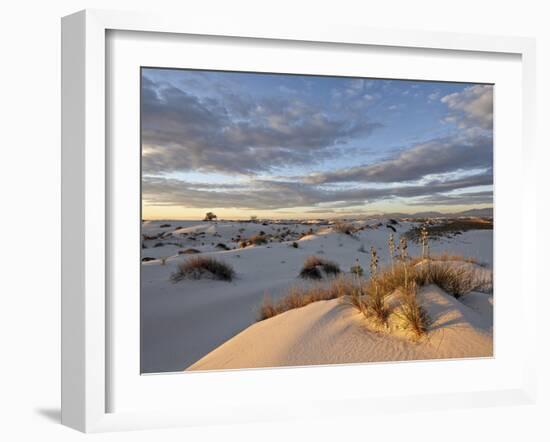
[[141, 68, 493, 219]]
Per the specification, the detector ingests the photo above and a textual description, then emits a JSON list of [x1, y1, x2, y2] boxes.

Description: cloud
[[141, 73, 493, 214], [303, 132, 492, 184], [142, 171, 492, 211], [407, 191, 493, 206], [441, 85, 493, 130], [142, 76, 381, 175]]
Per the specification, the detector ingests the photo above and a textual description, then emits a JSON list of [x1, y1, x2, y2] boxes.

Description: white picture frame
[[61, 9, 537, 433]]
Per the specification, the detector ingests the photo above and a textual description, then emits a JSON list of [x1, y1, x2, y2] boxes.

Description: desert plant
[[347, 282, 368, 317], [398, 237, 408, 260], [159, 256, 168, 265], [171, 256, 235, 282], [365, 283, 390, 326], [388, 233, 395, 271], [258, 293, 278, 321], [413, 261, 484, 298], [179, 248, 201, 254], [257, 275, 354, 320], [203, 211, 217, 221], [350, 258, 364, 277], [333, 220, 355, 235], [420, 226, 429, 258], [369, 246, 379, 278], [299, 255, 341, 279], [291, 241, 299, 248], [249, 234, 268, 245], [394, 281, 431, 338]]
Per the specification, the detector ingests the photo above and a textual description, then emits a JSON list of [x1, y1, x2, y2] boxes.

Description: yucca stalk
[[420, 226, 429, 259], [388, 233, 395, 272], [398, 237, 409, 285], [369, 246, 379, 279]]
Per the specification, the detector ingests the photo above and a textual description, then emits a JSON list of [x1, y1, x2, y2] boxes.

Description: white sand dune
[[188, 285, 493, 371], [140, 219, 493, 373]]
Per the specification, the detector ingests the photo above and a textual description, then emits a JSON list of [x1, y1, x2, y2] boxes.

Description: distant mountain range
[[364, 207, 493, 219]]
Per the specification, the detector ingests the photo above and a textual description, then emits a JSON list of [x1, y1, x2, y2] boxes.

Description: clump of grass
[[394, 281, 431, 338], [365, 284, 390, 326], [159, 256, 168, 265], [413, 261, 480, 298], [333, 220, 356, 235], [258, 293, 278, 321], [240, 235, 268, 247], [257, 276, 353, 321], [299, 255, 341, 279], [249, 235, 268, 245], [179, 248, 201, 255], [171, 256, 235, 282], [404, 218, 493, 242]]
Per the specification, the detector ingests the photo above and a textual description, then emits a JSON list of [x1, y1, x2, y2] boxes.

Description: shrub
[[299, 256, 341, 280], [333, 220, 356, 235], [291, 241, 299, 248], [249, 235, 268, 245], [178, 248, 201, 254], [171, 256, 235, 282], [215, 243, 230, 250]]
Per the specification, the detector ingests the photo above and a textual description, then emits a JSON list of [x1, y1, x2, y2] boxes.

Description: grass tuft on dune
[[171, 256, 235, 282]]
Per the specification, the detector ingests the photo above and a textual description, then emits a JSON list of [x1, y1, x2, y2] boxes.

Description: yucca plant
[[369, 246, 379, 278], [399, 236, 408, 261], [350, 258, 364, 277], [388, 233, 395, 271], [420, 226, 429, 258]]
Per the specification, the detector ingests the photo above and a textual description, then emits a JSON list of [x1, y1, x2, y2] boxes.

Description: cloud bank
[[141, 71, 493, 215]]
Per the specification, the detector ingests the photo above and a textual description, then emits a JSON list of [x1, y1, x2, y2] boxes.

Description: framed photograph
[[61, 9, 537, 432]]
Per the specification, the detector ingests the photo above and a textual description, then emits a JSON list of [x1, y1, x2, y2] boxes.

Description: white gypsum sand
[[140, 218, 493, 373]]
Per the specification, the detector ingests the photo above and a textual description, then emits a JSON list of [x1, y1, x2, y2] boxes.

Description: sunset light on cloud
[[141, 68, 493, 220]]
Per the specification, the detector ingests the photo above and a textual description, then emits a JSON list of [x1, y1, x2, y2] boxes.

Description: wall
[[0, 1, 547, 440]]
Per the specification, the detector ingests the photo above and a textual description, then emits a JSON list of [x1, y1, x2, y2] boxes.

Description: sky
[[141, 68, 493, 220]]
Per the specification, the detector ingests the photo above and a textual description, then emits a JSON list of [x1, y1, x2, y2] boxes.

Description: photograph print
[[140, 68, 493, 374]]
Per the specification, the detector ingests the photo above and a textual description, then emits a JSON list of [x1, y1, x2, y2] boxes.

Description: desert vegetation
[[405, 218, 493, 242], [258, 276, 355, 321], [141, 217, 493, 372], [257, 234, 491, 340], [171, 256, 235, 282], [299, 255, 341, 279]]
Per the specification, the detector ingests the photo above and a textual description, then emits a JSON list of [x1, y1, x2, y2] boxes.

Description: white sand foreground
[[188, 284, 493, 371]]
